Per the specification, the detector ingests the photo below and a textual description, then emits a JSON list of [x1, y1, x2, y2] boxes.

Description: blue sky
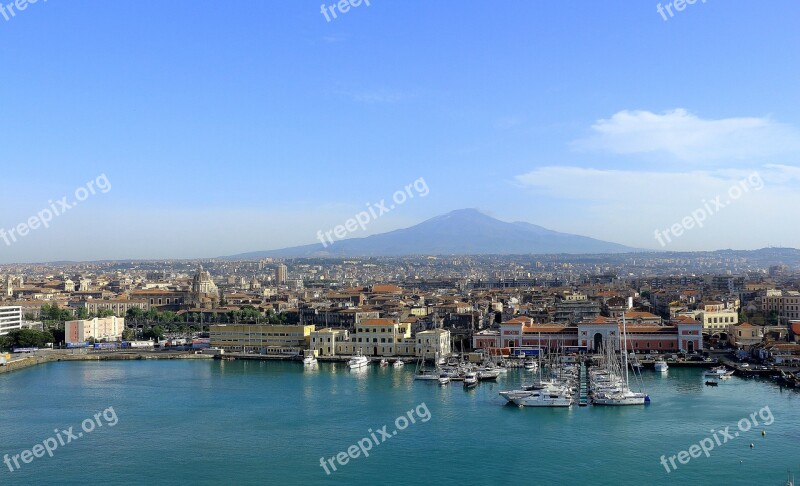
[[1, 0, 799, 262]]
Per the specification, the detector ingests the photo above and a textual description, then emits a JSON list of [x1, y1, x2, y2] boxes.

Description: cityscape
[[2, 2, 800, 485]]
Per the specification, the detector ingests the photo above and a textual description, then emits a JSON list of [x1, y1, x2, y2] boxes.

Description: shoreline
[[0, 351, 213, 375]]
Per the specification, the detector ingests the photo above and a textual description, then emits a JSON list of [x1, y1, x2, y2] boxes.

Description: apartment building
[[0, 306, 22, 336], [65, 317, 125, 343], [760, 290, 800, 321]]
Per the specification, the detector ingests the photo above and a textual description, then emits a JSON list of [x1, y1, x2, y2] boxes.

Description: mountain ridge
[[223, 208, 640, 259]]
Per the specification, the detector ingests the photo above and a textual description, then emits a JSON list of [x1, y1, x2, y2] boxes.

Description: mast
[[622, 312, 630, 389]]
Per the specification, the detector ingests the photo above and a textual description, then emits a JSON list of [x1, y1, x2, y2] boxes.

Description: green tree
[[77, 307, 89, 319], [142, 326, 164, 341], [122, 328, 135, 341]]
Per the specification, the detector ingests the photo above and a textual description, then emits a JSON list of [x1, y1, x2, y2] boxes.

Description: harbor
[[2, 358, 799, 485]]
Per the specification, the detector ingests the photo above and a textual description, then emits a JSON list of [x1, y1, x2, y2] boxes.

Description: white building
[[0, 306, 22, 336], [415, 329, 451, 358], [65, 317, 124, 343]]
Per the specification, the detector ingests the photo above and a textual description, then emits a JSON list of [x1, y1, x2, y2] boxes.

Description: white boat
[[438, 373, 450, 385], [393, 360, 404, 368], [348, 352, 369, 370], [524, 358, 537, 370], [303, 355, 318, 366], [463, 372, 478, 388], [704, 366, 732, 377], [592, 313, 649, 406], [593, 389, 648, 406], [512, 391, 573, 407], [477, 369, 500, 381], [379, 359, 389, 367], [654, 360, 669, 372]]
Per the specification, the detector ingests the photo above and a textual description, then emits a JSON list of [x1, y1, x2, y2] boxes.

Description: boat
[[302, 355, 318, 366], [393, 359, 404, 368], [592, 313, 649, 406], [704, 366, 732, 377], [524, 358, 537, 371], [438, 373, 450, 385], [477, 369, 500, 381], [348, 351, 369, 370], [654, 359, 669, 372], [463, 372, 478, 388], [415, 352, 441, 380], [379, 358, 389, 367], [512, 390, 573, 407], [705, 380, 719, 386]]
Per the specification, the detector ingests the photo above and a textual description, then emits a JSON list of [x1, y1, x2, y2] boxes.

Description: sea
[[1, 360, 798, 485]]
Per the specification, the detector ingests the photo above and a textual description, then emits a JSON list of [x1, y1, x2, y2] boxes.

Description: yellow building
[[310, 328, 350, 357], [337, 318, 412, 357], [209, 324, 314, 354], [697, 311, 738, 334]]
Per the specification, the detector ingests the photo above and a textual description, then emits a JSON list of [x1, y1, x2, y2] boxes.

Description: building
[[696, 310, 739, 335], [276, 264, 288, 285], [209, 324, 314, 354], [75, 299, 148, 317], [0, 306, 22, 336], [310, 328, 350, 357], [498, 315, 702, 355], [337, 318, 413, 357], [415, 329, 451, 358], [760, 290, 800, 322], [554, 299, 600, 323], [65, 317, 125, 343]]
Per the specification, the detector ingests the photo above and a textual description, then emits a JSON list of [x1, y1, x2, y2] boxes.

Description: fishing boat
[[704, 366, 732, 377], [654, 359, 669, 372], [348, 351, 369, 370]]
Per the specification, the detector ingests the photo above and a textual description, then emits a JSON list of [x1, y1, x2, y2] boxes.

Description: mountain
[[224, 209, 638, 259]]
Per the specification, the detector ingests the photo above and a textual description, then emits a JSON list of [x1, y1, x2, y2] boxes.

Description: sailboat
[[415, 352, 441, 381], [592, 313, 650, 406]]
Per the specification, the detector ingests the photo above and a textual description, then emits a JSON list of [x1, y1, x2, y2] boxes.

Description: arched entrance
[[593, 333, 603, 351]]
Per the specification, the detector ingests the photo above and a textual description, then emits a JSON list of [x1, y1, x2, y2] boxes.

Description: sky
[[0, 0, 799, 263]]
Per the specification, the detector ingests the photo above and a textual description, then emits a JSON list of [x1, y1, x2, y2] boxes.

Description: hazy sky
[[1, 1, 799, 263]]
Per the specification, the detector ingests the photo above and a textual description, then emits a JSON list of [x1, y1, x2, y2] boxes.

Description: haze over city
[[1, 2, 799, 263]]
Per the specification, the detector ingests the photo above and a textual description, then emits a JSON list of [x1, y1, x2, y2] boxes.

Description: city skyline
[[1, 2, 799, 262]]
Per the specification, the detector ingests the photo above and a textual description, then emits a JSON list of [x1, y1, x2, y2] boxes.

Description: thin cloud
[[572, 109, 800, 162]]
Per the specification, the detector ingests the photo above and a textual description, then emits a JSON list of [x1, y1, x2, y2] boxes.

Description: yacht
[[393, 359, 404, 368], [348, 352, 369, 370], [524, 358, 538, 371], [654, 359, 669, 372], [463, 372, 478, 388], [512, 390, 573, 407], [438, 373, 451, 386], [302, 355, 318, 366], [477, 369, 500, 381]]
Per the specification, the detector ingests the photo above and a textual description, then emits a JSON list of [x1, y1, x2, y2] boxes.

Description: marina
[[1, 359, 799, 485]]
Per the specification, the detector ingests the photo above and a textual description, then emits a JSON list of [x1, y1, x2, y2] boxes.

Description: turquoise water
[[1, 361, 799, 485]]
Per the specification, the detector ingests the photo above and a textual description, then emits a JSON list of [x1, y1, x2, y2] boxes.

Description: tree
[[77, 307, 89, 319], [6, 329, 55, 348], [122, 329, 135, 341], [142, 326, 164, 341]]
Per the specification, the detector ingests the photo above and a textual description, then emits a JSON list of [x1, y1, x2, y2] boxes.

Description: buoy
[[761, 430, 766, 436], [750, 443, 754, 448]]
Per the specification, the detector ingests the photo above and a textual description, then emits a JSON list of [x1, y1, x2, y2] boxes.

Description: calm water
[[1, 360, 799, 485]]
